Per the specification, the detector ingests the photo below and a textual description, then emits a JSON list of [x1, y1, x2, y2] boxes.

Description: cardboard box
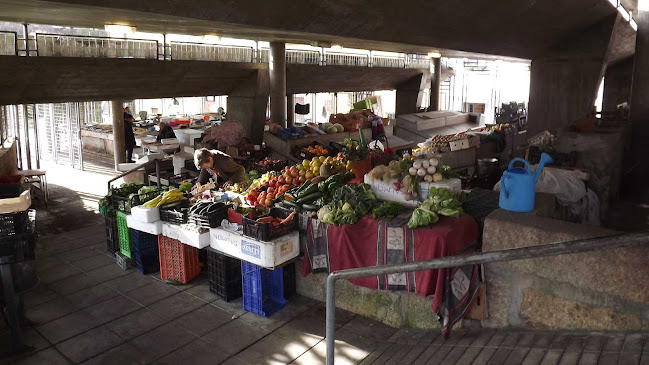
[[364, 175, 462, 207], [126, 215, 163, 235], [162, 223, 210, 249], [210, 228, 299, 269]]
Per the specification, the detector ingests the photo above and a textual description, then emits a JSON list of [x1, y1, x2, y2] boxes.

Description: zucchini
[[295, 180, 312, 194], [296, 192, 323, 204], [282, 200, 302, 211], [297, 183, 319, 199], [301, 204, 319, 211]]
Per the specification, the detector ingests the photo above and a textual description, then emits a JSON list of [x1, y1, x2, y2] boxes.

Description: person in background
[[124, 112, 136, 163], [194, 148, 245, 188], [156, 121, 176, 142]]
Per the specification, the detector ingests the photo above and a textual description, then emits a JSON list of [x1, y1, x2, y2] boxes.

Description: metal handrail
[[0, 31, 18, 56], [107, 158, 162, 191], [372, 55, 406, 68], [35, 33, 158, 59], [169, 41, 255, 62], [324, 52, 370, 67], [324, 230, 649, 364]]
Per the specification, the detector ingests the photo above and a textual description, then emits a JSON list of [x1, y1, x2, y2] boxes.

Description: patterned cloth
[[303, 214, 480, 334]]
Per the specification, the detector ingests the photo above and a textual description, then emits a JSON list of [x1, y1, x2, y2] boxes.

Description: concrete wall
[[395, 74, 427, 115], [603, 57, 633, 111], [482, 209, 649, 330], [527, 16, 616, 136]]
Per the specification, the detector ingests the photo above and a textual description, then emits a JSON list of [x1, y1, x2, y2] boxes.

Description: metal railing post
[[324, 231, 649, 364]]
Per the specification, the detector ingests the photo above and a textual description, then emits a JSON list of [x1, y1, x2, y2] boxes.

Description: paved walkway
[[1, 161, 648, 364]]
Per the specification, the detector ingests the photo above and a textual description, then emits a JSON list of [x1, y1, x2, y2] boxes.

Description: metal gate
[[36, 102, 83, 169]]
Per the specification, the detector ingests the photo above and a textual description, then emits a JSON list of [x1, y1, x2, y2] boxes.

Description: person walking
[[124, 112, 136, 163]]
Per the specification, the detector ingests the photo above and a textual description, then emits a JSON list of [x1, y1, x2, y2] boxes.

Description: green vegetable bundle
[[407, 187, 463, 229], [372, 202, 407, 220], [316, 183, 380, 225]]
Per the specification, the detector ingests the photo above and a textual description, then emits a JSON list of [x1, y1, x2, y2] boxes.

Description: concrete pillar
[[603, 57, 633, 111], [627, 10, 649, 195], [269, 42, 287, 127], [396, 74, 426, 115], [227, 71, 270, 144], [429, 57, 441, 111], [111, 100, 125, 169], [287, 94, 295, 127], [527, 15, 615, 136]]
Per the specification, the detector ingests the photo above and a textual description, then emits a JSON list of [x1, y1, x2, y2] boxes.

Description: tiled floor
[[2, 159, 649, 364]]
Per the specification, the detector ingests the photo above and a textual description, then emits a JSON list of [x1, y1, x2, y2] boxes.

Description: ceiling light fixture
[[202, 34, 222, 42], [428, 51, 441, 58], [330, 44, 343, 51], [104, 24, 136, 34]]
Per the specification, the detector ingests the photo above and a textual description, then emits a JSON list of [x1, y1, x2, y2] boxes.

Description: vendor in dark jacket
[[124, 112, 136, 163], [194, 148, 245, 187], [156, 122, 177, 142]]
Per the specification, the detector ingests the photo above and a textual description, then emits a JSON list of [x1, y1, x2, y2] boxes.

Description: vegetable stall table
[[302, 213, 479, 334]]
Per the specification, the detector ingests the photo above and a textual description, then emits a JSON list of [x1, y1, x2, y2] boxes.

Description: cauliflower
[[317, 206, 332, 221], [342, 202, 353, 212]]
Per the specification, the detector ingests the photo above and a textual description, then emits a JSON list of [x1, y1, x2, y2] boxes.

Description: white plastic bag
[[494, 166, 586, 203]]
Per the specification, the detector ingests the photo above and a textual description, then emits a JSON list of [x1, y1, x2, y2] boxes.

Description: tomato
[[266, 193, 275, 200], [269, 180, 277, 187], [248, 190, 258, 197], [278, 176, 286, 185], [264, 199, 273, 207], [290, 170, 300, 178], [285, 176, 293, 184], [267, 187, 275, 194]]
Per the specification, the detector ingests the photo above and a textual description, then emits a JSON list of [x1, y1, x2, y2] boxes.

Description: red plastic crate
[[158, 235, 201, 284]]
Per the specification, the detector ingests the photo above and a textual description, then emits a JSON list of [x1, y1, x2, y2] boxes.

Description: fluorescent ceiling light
[[428, 51, 441, 58], [104, 24, 136, 34], [631, 19, 638, 31], [202, 34, 221, 42], [330, 44, 342, 51]]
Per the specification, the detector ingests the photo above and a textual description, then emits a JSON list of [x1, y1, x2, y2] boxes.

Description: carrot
[[280, 211, 297, 224], [257, 216, 275, 223]]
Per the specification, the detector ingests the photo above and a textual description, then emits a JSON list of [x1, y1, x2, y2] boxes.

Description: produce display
[[318, 122, 345, 134], [256, 157, 282, 166], [142, 188, 184, 208], [407, 187, 463, 229], [372, 202, 407, 220], [367, 155, 455, 201], [316, 183, 379, 225]]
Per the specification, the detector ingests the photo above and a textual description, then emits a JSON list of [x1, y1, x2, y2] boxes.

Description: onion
[[424, 174, 433, 183], [421, 160, 430, 169], [412, 160, 422, 169], [403, 153, 411, 159], [408, 167, 418, 175], [427, 166, 436, 174], [429, 158, 439, 167], [417, 168, 427, 177], [432, 172, 443, 182]]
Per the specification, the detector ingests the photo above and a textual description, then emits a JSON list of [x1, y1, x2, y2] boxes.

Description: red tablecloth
[[302, 214, 479, 332]]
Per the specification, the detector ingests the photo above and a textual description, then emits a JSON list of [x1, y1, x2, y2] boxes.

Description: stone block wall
[[482, 209, 649, 331], [295, 258, 440, 329]]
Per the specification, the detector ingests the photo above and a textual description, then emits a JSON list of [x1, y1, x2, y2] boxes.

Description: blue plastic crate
[[242, 261, 286, 317], [276, 126, 306, 140], [131, 229, 160, 274]]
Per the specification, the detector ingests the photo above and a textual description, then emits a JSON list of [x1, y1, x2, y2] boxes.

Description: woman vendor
[[194, 148, 245, 188]]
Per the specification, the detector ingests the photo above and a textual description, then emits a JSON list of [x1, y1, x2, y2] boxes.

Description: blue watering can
[[499, 153, 553, 212]]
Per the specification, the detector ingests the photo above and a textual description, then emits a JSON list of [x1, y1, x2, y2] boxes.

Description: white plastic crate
[[130, 206, 160, 223], [162, 222, 210, 249], [126, 214, 163, 235], [210, 228, 299, 269]]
